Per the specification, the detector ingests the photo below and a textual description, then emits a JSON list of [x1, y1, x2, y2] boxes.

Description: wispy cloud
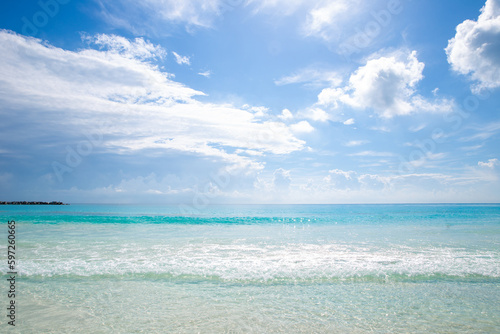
[[95, 0, 226, 32], [460, 144, 484, 151], [81, 33, 167, 60], [409, 124, 426, 132], [198, 70, 212, 78], [275, 66, 341, 87], [461, 122, 500, 142], [172, 51, 190, 65], [349, 151, 395, 157], [301, 0, 361, 41], [0, 31, 305, 172], [344, 140, 369, 147]]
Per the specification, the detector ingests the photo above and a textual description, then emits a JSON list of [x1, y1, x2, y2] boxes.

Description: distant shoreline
[[0, 201, 68, 205]]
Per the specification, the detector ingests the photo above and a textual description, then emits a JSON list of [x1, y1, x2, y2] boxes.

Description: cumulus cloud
[[278, 109, 294, 121], [300, 108, 330, 122], [290, 121, 314, 134], [311, 168, 498, 203], [315, 167, 499, 203], [39, 164, 500, 204], [0, 30, 305, 172], [321, 169, 390, 192], [317, 50, 453, 118], [446, 0, 500, 92]]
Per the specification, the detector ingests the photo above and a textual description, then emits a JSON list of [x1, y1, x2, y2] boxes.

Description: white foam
[[10, 241, 500, 280]]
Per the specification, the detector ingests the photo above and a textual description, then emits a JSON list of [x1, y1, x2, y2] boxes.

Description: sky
[[0, 0, 499, 205]]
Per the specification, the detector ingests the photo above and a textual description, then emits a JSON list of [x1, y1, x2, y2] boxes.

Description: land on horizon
[[0, 201, 68, 205]]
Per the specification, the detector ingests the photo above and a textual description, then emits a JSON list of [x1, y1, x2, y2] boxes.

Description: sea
[[1, 204, 499, 333]]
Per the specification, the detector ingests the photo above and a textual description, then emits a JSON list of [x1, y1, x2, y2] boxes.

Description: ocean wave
[[5, 243, 499, 281]]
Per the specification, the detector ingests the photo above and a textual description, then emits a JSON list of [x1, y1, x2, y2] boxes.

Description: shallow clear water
[[1, 204, 499, 332]]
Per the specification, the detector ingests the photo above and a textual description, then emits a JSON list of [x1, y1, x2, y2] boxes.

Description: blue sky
[[0, 0, 499, 205]]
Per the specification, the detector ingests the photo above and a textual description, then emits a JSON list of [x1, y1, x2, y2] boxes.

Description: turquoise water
[[1, 204, 499, 332]]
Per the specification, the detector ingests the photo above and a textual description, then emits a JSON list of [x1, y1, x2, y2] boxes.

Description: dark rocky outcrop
[[0, 201, 68, 205]]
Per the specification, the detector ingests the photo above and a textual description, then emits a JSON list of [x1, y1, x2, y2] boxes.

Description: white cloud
[[235, 149, 264, 156], [349, 151, 395, 157], [290, 121, 314, 134], [344, 140, 369, 147], [301, 168, 499, 203], [409, 124, 426, 132], [0, 31, 305, 172], [301, 108, 330, 122], [322, 169, 388, 192], [317, 50, 453, 118], [460, 144, 484, 151], [81, 33, 167, 60], [198, 70, 212, 78], [152, 0, 223, 27], [172, 51, 191, 65], [242, 105, 269, 118], [274, 66, 341, 87], [246, 0, 309, 16], [446, 0, 500, 92], [302, 0, 361, 41], [244, 0, 385, 46], [343, 118, 355, 125], [99, 0, 348, 35], [278, 108, 294, 121], [41, 163, 500, 204], [403, 152, 448, 170], [96, 0, 225, 31], [95, 0, 389, 53], [478, 158, 499, 168]]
